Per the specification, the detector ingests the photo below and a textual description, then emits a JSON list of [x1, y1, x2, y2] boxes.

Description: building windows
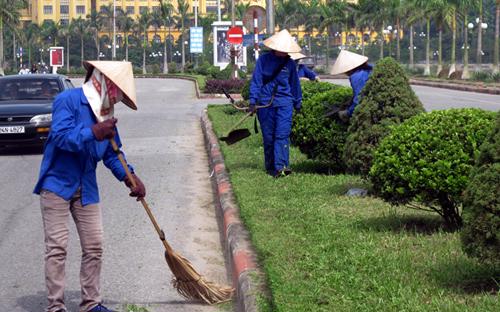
[[60, 5, 69, 14], [126, 6, 134, 14], [139, 6, 148, 14], [60, 19, 69, 26], [76, 5, 86, 14], [43, 5, 53, 15]]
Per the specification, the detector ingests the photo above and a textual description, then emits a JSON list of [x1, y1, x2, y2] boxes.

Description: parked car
[[0, 74, 74, 149]]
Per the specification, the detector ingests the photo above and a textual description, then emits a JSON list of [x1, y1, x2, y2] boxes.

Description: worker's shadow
[[17, 290, 80, 312]]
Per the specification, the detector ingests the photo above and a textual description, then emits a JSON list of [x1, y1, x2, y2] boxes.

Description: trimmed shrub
[[370, 108, 496, 229], [461, 112, 500, 263], [212, 65, 247, 80], [343, 57, 424, 176], [204, 79, 246, 94], [300, 81, 338, 100], [168, 62, 179, 73], [241, 79, 251, 100], [291, 85, 352, 168]]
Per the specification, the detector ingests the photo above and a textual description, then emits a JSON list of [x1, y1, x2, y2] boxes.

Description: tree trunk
[[396, 18, 401, 62], [326, 31, 329, 68], [380, 25, 384, 60], [476, 0, 483, 71], [494, 2, 499, 73], [81, 37, 84, 67], [437, 27, 443, 75], [438, 193, 462, 230], [163, 38, 168, 73], [409, 25, 414, 69], [66, 35, 70, 72], [449, 11, 457, 77], [13, 31, 16, 70], [0, 17, 5, 76], [424, 18, 431, 76], [181, 25, 185, 72], [125, 33, 129, 61], [95, 34, 101, 60], [462, 14, 470, 79], [143, 47, 146, 74]]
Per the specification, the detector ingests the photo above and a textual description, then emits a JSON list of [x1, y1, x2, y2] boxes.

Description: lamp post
[[112, 0, 116, 60]]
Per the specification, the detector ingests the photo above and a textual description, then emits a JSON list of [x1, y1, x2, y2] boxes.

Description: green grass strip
[[208, 105, 499, 312]]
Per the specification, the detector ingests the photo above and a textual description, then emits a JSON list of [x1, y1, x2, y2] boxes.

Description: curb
[[409, 79, 500, 95], [200, 111, 264, 312]]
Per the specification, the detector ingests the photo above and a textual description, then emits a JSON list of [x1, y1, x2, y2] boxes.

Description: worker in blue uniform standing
[[34, 61, 145, 312], [249, 29, 302, 178], [330, 50, 373, 122], [289, 52, 320, 81]]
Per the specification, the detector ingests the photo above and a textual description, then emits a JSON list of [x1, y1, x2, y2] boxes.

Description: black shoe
[[274, 168, 292, 178]]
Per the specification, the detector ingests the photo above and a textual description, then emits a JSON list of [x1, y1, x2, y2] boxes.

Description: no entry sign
[[227, 26, 244, 44]]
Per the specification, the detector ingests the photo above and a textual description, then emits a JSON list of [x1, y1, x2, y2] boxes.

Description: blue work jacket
[[348, 64, 373, 116], [34, 88, 132, 206], [249, 52, 302, 109], [297, 64, 317, 81]]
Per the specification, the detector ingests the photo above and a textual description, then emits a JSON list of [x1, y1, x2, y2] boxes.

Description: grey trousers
[[40, 189, 103, 312]]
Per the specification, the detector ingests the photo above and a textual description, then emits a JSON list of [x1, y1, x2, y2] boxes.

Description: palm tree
[[476, 0, 483, 71], [176, 0, 191, 72], [412, 0, 442, 76], [300, 0, 321, 55], [159, 0, 174, 73], [117, 9, 135, 61], [24, 22, 40, 67], [495, 0, 499, 73], [58, 21, 72, 72], [318, 1, 347, 68], [0, 0, 26, 74], [87, 9, 104, 60], [99, 4, 114, 51], [137, 10, 152, 74], [72, 16, 87, 66]]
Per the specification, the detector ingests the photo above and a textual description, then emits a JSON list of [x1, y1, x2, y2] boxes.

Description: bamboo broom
[[110, 138, 234, 304]]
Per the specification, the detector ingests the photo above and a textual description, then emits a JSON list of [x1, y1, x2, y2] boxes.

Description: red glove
[[92, 118, 117, 141], [124, 174, 146, 200]]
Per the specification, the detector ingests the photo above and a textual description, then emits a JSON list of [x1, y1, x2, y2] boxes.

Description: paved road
[[0, 79, 230, 312], [325, 79, 500, 111]]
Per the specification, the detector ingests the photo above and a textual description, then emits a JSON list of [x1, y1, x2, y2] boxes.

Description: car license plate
[[0, 126, 25, 134]]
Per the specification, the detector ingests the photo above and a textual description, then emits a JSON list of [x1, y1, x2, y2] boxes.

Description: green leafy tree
[[159, 0, 174, 73], [137, 10, 152, 74], [343, 57, 424, 176], [117, 9, 135, 61], [370, 109, 495, 229], [176, 0, 191, 72], [58, 21, 72, 72], [72, 16, 87, 66], [461, 112, 500, 263], [87, 9, 104, 60], [495, 0, 500, 73], [0, 0, 26, 74]]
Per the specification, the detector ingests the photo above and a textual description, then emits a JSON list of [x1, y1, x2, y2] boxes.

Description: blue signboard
[[243, 34, 266, 47], [190, 27, 203, 53]]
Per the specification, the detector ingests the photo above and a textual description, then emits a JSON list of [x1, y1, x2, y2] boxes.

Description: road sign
[[49, 47, 64, 67], [227, 26, 244, 45], [190, 27, 203, 53]]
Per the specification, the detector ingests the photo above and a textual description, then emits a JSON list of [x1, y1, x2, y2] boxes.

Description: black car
[[0, 74, 74, 148]]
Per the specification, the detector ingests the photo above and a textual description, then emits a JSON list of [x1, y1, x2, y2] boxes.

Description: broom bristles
[[165, 250, 234, 304]]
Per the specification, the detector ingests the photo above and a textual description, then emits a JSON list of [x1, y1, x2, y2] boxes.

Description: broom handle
[[110, 138, 174, 253]]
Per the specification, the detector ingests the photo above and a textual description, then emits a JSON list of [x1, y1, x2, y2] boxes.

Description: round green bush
[[300, 81, 338, 100], [291, 86, 352, 169], [343, 57, 424, 176], [370, 108, 496, 229], [461, 112, 500, 263]]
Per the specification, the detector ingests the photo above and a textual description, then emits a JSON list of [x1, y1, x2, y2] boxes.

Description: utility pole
[[217, 0, 221, 22], [112, 0, 116, 60], [266, 0, 274, 35]]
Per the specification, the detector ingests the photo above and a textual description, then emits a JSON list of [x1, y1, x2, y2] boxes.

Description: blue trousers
[[257, 105, 293, 175]]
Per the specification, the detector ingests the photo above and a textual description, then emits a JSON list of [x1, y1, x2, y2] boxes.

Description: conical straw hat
[[263, 29, 302, 53], [83, 60, 137, 110], [330, 50, 368, 75], [289, 52, 307, 60]]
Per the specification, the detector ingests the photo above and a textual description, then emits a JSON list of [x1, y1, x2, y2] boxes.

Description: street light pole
[[266, 0, 274, 35], [112, 0, 116, 60]]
